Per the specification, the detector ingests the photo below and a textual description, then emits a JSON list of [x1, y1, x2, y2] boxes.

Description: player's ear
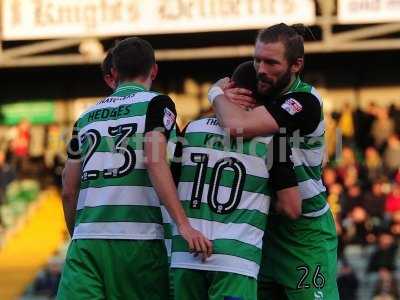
[[150, 63, 158, 81], [111, 67, 119, 85], [290, 57, 304, 74]]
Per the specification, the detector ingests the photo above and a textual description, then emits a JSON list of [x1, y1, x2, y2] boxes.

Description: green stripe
[[290, 135, 324, 150], [80, 169, 151, 189], [294, 165, 322, 182], [78, 102, 149, 128], [172, 235, 261, 264], [181, 201, 266, 231], [301, 192, 327, 214], [180, 165, 271, 196], [183, 132, 268, 157], [75, 205, 162, 225], [288, 78, 312, 93], [163, 223, 172, 239]]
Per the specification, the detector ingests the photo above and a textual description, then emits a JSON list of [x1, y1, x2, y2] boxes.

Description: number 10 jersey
[[171, 117, 272, 279]]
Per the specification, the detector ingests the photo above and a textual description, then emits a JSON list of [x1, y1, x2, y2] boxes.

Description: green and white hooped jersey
[[171, 117, 272, 279], [286, 78, 328, 217], [68, 82, 177, 241]]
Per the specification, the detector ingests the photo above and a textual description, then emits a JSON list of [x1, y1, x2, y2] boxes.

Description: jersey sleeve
[[269, 134, 298, 191], [67, 121, 81, 161], [144, 94, 177, 139], [170, 125, 185, 187], [264, 92, 321, 135]]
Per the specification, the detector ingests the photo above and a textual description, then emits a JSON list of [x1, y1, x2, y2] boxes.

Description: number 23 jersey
[[67, 83, 177, 241], [171, 117, 272, 279]]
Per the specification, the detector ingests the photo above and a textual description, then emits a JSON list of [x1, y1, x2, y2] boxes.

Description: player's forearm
[[61, 191, 77, 236], [146, 160, 189, 227], [213, 95, 246, 134]]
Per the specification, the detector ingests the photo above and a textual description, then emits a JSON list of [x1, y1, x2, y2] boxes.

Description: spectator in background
[[336, 146, 359, 184], [10, 119, 31, 173], [365, 147, 385, 184], [368, 233, 398, 273], [389, 211, 400, 240], [389, 103, 400, 135], [354, 102, 376, 151], [386, 182, 400, 215], [371, 107, 395, 153], [325, 113, 338, 159], [384, 135, 400, 178], [0, 151, 16, 206], [363, 181, 386, 222], [338, 102, 355, 146], [342, 206, 373, 246], [337, 262, 359, 300], [373, 268, 399, 300], [343, 184, 363, 217]]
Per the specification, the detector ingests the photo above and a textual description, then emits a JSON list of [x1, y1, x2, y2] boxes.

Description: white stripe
[[311, 87, 323, 106], [72, 222, 163, 240], [182, 147, 268, 178], [291, 147, 324, 167], [81, 91, 157, 116], [186, 118, 225, 136], [161, 206, 172, 224], [167, 140, 177, 162], [79, 116, 146, 137], [172, 218, 264, 249], [77, 186, 160, 210], [164, 239, 172, 257], [299, 179, 327, 200], [83, 150, 146, 173], [302, 203, 330, 218], [186, 118, 272, 146], [178, 182, 270, 214], [171, 252, 259, 279]]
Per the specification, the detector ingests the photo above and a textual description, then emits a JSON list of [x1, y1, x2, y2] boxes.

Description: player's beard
[[256, 68, 292, 99]]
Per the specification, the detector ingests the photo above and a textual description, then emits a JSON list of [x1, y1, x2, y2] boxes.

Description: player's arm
[[210, 82, 321, 138], [208, 80, 279, 137], [269, 135, 301, 219], [144, 95, 212, 259], [62, 123, 81, 236]]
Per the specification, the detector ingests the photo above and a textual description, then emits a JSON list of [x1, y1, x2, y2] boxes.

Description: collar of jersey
[[113, 82, 147, 96], [284, 76, 302, 95]]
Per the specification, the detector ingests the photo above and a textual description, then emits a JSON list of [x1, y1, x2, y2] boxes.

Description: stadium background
[[0, 0, 399, 299]]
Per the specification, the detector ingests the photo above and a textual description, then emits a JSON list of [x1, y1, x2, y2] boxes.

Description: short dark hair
[[232, 61, 263, 103], [112, 37, 155, 80], [257, 23, 305, 64], [101, 48, 114, 77], [232, 61, 257, 93]]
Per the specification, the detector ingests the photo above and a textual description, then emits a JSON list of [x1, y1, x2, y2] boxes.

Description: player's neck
[[118, 76, 151, 91]]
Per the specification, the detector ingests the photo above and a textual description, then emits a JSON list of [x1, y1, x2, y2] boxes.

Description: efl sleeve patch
[[281, 98, 303, 115], [163, 107, 176, 130]]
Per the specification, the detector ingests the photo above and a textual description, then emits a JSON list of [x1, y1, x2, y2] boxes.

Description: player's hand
[[225, 87, 256, 110], [179, 224, 213, 262], [213, 77, 234, 91]]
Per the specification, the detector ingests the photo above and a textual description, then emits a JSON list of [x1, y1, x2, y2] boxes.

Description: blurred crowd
[[0, 120, 66, 245], [0, 97, 399, 299], [326, 102, 400, 300]]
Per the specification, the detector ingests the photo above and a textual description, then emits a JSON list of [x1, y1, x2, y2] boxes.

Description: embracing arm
[[213, 94, 279, 137]]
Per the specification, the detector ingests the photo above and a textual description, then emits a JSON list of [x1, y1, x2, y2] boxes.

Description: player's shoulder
[[278, 90, 321, 117]]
